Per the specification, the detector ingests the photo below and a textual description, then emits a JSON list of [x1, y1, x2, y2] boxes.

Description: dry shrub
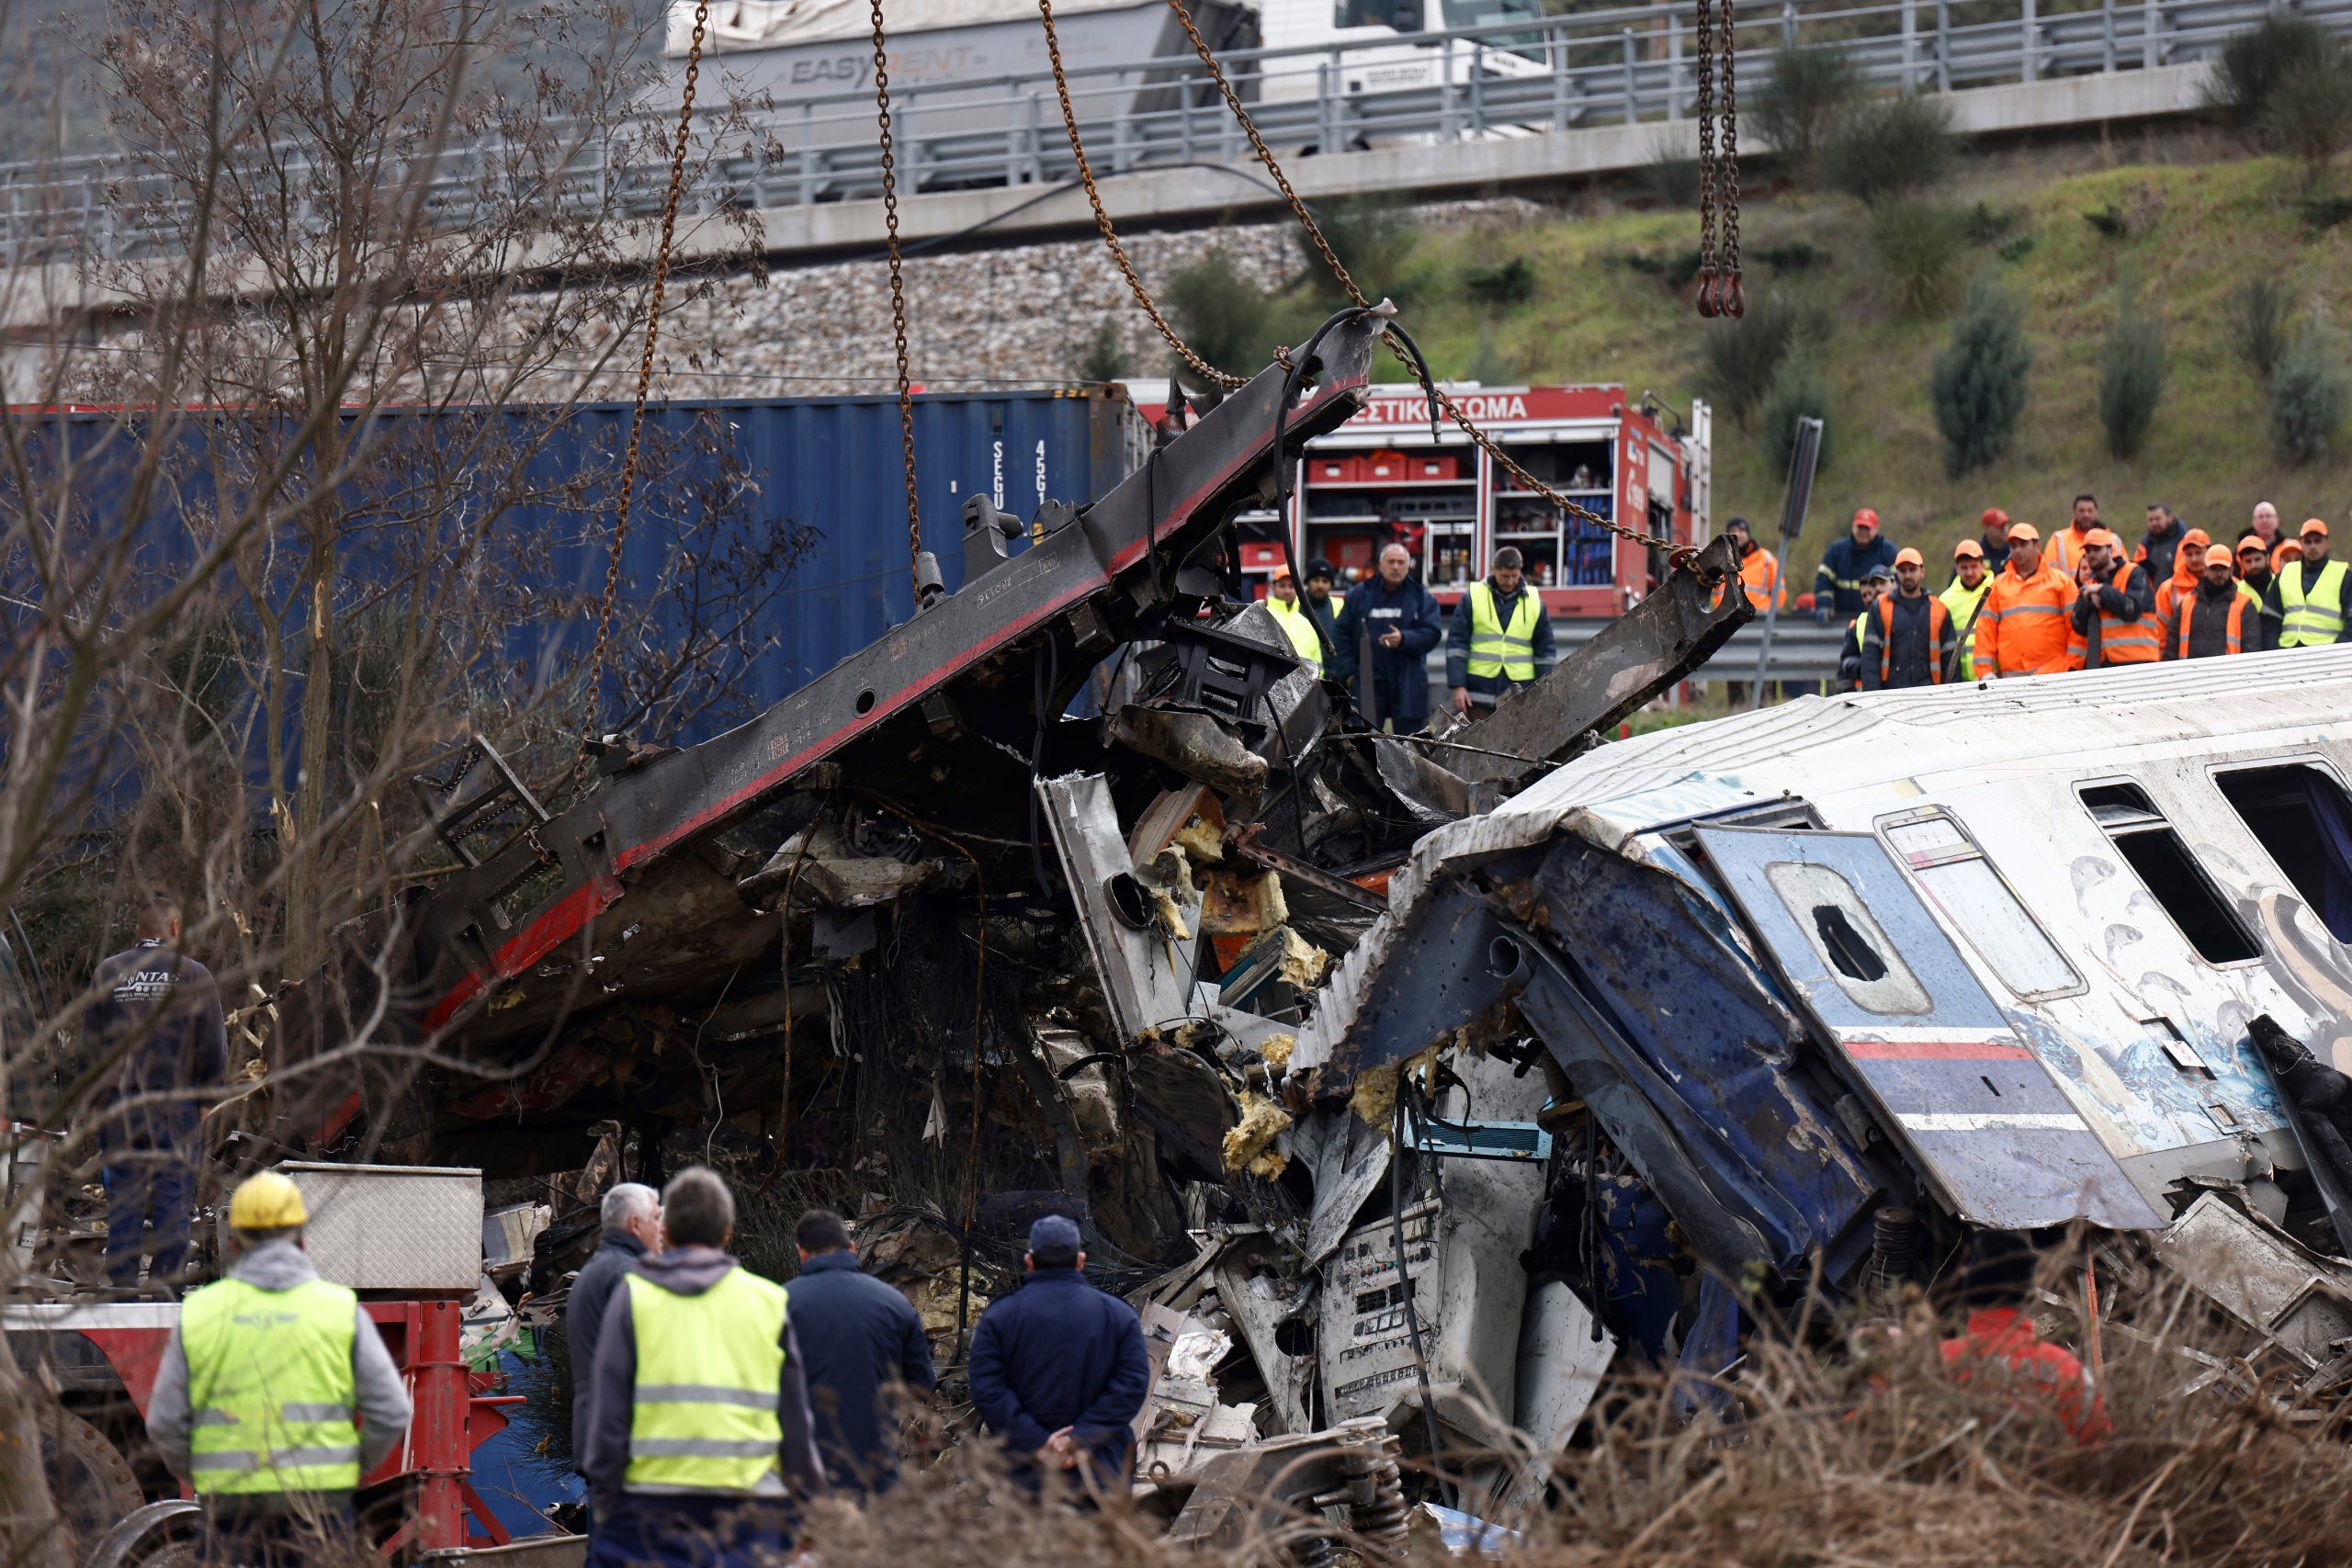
[[785, 1251, 2352, 1568]]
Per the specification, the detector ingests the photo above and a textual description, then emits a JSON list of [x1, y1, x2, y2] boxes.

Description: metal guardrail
[[1555, 613, 1849, 683], [6, 0, 2343, 267]]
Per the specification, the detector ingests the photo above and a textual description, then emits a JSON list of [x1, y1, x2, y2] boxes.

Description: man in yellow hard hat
[[144, 1171, 413, 1565]]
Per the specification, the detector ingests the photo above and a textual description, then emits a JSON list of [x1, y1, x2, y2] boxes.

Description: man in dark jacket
[[1860, 548, 1959, 689], [1975, 509, 2014, 576], [568, 1182, 661, 1482], [1301, 557, 1343, 660], [2236, 536, 2277, 650], [1445, 546, 1557, 714], [2066, 529, 2159, 668], [1813, 508, 1899, 619], [89, 894, 227, 1293], [1332, 543, 1443, 730], [786, 1209, 935, 1495], [2138, 502, 2188, 584], [967, 1215, 1149, 1495], [584, 1168, 825, 1567]]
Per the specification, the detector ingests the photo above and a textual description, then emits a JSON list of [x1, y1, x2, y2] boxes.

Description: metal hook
[[1693, 266, 1718, 319], [1721, 274, 1746, 320]]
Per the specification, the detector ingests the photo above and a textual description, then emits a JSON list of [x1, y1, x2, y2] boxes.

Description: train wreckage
[[266, 307, 2352, 1517]]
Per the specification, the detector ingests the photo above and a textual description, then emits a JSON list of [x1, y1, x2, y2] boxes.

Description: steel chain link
[[1038, 0, 1244, 388], [573, 0, 711, 793], [1714, 0, 1745, 318], [872, 0, 925, 593], [1157, 0, 1682, 558], [1693, 0, 1719, 317]]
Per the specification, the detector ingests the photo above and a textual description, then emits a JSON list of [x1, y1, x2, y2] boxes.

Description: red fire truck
[[1126, 381, 1713, 616]]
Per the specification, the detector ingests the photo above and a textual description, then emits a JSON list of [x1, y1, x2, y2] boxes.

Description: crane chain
[[1693, 0, 1719, 316], [1036, 0, 1243, 389], [1714, 0, 1744, 319], [1156, 0, 1684, 559], [573, 0, 711, 794], [871, 0, 924, 595]]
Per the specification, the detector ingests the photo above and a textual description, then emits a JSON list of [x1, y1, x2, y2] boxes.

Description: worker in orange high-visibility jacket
[[2065, 528, 2160, 670], [2149, 527, 2210, 627], [2042, 493, 2103, 577], [2165, 544, 2260, 660], [1718, 516, 1785, 614], [1973, 523, 2079, 678]]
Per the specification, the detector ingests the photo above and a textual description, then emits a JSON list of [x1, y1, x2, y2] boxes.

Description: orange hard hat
[[2180, 528, 2211, 552], [2007, 522, 2041, 542], [2085, 528, 2120, 550], [1953, 538, 1984, 559], [1894, 547, 1925, 568], [2303, 517, 2331, 539], [2204, 544, 2236, 570]]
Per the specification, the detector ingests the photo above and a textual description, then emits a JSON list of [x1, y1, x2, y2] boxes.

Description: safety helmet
[[228, 1170, 309, 1230]]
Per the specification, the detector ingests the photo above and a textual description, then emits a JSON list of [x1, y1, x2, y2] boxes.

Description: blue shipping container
[[529, 390, 1146, 743], [6, 389, 1146, 753]]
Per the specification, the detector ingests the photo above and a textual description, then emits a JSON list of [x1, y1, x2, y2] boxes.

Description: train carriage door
[[1692, 826, 2160, 1231]]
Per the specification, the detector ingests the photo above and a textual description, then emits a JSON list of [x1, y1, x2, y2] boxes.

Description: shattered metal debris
[[254, 310, 2352, 1520]]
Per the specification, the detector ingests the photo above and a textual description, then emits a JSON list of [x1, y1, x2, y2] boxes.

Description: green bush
[[1164, 248, 1271, 372], [2270, 328, 2348, 465], [2226, 276, 2291, 386], [2206, 16, 2342, 130], [1962, 202, 2022, 244], [1753, 42, 1862, 174], [1302, 194, 1418, 300], [1075, 320, 1126, 382], [1930, 275, 2032, 477], [1751, 240, 1827, 271], [2301, 194, 2352, 231], [1869, 202, 1965, 317], [1998, 233, 2037, 263], [1619, 247, 1704, 289], [2265, 61, 2352, 185], [2097, 286, 2166, 461], [1760, 355, 1835, 477], [1697, 293, 1823, 425], [1463, 255, 1538, 308], [1640, 141, 1702, 207], [1820, 94, 1956, 205]]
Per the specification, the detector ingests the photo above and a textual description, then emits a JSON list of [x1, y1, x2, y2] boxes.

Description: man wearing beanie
[[967, 1215, 1148, 1495]]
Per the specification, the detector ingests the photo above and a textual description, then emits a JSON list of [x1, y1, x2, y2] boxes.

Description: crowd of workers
[[1252, 491, 2341, 730], [1723, 494, 2349, 691], [134, 1156, 1147, 1563]]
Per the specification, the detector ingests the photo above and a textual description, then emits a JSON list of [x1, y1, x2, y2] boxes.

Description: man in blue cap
[[966, 1215, 1149, 1495]]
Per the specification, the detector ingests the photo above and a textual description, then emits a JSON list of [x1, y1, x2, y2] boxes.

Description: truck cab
[[1255, 0, 1550, 115]]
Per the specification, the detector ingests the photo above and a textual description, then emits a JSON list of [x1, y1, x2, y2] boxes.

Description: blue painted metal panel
[[1691, 826, 2164, 1232]]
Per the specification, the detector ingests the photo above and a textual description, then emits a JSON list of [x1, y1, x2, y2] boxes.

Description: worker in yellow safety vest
[[1446, 546, 1557, 715], [2261, 518, 2352, 649], [1938, 538, 1995, 680], [1263, 564, 1327, 672], [582, 1166, 827, 1567], [142, 1172, 413, 1567]]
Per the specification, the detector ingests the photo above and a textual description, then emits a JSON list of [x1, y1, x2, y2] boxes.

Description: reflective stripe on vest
[[1465, 581, 1540, 682], [1875, 594, 1951, 684], [2072, 565, 2161, 665], [181, 1277, 361, 1496], [2175, 590, 2247, 657], [1265, 593, 1323, 671], [2280, 559, 2349, 647], [626, 1268, 788, 1495]]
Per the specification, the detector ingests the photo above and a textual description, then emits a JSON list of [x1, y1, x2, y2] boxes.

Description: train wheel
[[39, 1406, 143, 1559]]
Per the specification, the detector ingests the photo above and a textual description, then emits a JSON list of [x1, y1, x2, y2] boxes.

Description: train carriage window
[[1763, 860, 1932, 1015], [2078, 783, 2260, 964], [2213, 764, 2352, 943], [1880, 811, 2083, 999]]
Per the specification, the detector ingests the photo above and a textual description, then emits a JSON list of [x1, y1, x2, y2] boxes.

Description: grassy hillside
[[1250, 147, 2352, 583]]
